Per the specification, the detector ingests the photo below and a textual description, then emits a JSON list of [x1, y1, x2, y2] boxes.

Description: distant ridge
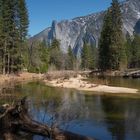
[[31, 0, 140, 55]]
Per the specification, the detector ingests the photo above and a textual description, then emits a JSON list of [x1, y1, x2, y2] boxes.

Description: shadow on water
[[0, 80, 140, 140]]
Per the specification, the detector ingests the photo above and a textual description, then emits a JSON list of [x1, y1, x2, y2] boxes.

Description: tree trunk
[[7, 52, 10, 74], [3, 41, 7, 75], [0, 97, 95, 140]]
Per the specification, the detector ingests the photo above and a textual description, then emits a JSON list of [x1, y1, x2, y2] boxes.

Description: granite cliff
[[31, 0, 140, 55]]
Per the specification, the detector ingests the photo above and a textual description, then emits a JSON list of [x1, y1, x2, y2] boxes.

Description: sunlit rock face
[[122, 0, 140, 35], [31, 0, 140, 55]]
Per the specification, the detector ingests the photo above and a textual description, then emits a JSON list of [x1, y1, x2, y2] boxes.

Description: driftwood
[[0, 97, 95, 140]]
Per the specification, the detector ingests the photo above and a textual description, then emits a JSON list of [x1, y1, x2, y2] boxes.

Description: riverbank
[[0, 72, 43, 87], [44, 74, 139, 94], [0, 71, 139, 94]]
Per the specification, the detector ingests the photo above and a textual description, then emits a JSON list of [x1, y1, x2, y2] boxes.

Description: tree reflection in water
[[0, 81, 140, 140]]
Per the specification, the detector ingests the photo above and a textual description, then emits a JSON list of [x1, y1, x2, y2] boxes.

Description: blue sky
[[27, 0, 112, 36]]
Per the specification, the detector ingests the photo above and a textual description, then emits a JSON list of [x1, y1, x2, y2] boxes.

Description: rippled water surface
[[1, 78, 140, 140]]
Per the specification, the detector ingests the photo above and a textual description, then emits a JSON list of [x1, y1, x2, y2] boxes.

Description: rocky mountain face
[[31, 0, 140, 55]]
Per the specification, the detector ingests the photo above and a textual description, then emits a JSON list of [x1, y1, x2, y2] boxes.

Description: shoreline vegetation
[[0, 71, 139, 95], [0, 72, 43, 89]]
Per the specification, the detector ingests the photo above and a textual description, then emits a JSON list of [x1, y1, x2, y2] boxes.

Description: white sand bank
[[44, 75, 139, 94]]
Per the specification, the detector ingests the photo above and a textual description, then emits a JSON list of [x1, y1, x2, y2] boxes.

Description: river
[[0, 77, 140, 140]]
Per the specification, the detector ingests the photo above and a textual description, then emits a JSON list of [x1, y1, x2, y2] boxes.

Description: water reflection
[[0, 81, 140, 140]]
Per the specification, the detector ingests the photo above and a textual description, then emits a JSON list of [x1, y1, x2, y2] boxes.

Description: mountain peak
[[32, 0, 140, 55]]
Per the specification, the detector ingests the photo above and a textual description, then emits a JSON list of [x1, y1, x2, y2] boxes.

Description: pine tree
[[99, 0, 126, 71], [89, 45, 96, 70], [0, 0, 3, 73], [51, 39, 60, 50], [98, 9, 112, 71], [17, 0, 29, 71], [0, 0, 29, 74], [125, 32, 132, 68], [81, 41, 91, 70], [10, 0, 21, 73], [131, 34, 140, 68], [110, 0, 127, 70], [18, 0, 29, 41], [67, 46, 76, 70], [2, 0, 15, 74], [28, 41, 49, 73], [39, 41, 49, 73], [49, 39, 63, 70]]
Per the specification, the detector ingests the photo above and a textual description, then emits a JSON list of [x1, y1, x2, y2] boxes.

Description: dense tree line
[[48, 39, 78, 71], [27, 40, 49, 73], [28, 39, 79, 73], [41, 0, 140, 72], [27, 0, 140, 72], [0, 0, 28, 74], [1, 0, 139, 74], [98, 0, 140, 71]]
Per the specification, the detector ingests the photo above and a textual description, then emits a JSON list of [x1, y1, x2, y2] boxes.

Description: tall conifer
[[0, 0, 29, 74], [98, 9, 112, 71], [67, 46, 76, 70], [18, 0, 29, 41], [99, 0, 127, 71]]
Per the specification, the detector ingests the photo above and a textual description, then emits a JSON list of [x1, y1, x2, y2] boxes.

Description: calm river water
[[1, 77, 140, 140]]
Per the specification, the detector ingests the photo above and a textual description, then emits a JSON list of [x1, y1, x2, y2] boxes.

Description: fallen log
[[0, 97, 95, 140]]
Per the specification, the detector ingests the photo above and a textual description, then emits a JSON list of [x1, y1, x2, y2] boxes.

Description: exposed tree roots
[[0, 97, 95, 140]]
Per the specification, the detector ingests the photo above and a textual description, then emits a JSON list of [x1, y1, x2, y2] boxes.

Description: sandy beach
[[44, 75, 139, 94]]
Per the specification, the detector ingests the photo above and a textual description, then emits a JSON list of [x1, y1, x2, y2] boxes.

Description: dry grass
[[45, 71, 79, 80], [0, 72, 43, 87]]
